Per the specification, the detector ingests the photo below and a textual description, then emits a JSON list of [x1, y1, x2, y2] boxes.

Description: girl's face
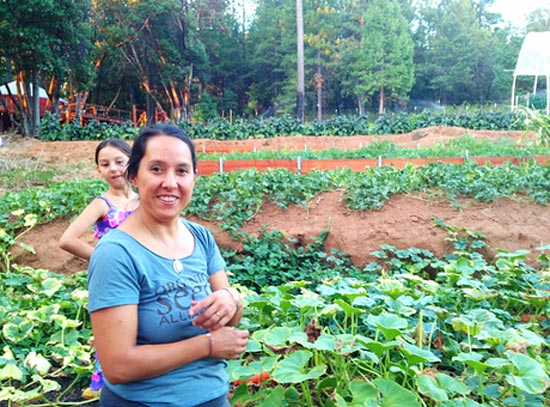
[[131, 135, 196, 222], [96, 146, 130, 189]]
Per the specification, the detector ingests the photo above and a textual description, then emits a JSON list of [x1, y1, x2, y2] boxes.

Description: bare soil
[[4, 126, 550, 273]]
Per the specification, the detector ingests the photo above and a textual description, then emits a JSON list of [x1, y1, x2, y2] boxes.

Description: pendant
[[173, 259, 184, 274]]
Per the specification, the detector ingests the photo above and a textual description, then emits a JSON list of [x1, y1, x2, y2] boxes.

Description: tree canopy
[[0, 0, 545, 137]]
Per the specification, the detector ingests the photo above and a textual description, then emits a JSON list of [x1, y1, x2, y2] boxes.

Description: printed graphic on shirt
[[154, 271, 210, 327]]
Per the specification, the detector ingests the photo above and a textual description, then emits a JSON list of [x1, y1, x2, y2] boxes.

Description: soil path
[[4, 126, 549, 272]]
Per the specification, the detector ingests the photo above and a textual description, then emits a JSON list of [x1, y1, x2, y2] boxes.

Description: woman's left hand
[[189, 289, 238, 331]]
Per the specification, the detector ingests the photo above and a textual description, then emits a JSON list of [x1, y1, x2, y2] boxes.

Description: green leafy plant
[[517, 107, 550, 146], [224, 229, 360, 290], [229, 228, 550, 406], [0, 266, 92, 405]]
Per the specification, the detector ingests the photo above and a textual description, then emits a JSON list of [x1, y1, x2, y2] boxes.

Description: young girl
[[58, 138, 138, 399], [58, 138, 139, 260]]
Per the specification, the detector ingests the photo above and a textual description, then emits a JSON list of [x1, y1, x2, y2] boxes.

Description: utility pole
[[296, 0, 305, 122]]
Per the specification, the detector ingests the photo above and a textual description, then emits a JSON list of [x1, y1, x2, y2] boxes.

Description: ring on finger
[[215, 311, 222, 318]]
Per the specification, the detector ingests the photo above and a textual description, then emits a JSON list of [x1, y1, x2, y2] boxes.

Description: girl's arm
[[91, 304, 248, 384], [58, 199, 107, 260]]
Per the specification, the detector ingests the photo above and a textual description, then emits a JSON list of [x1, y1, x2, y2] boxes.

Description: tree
[[91, 0, 244, 123], [92, 0, 189, 123], [487, 27, 522, 103], [303, 0, 341, 120], [412, 0, 500, 105], [198, 0, 252, 118], [339, 0, 414, 115], [0, 0, 93, 137], [247, 0, 296, 115], [526, 7, 550, 32]]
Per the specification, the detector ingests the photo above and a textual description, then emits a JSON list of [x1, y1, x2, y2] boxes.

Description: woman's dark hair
[[95, 138, 132, 165], [126, 124, 197, 180]]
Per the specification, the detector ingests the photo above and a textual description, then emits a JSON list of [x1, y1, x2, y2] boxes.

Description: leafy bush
[[516, 107, 550, 146], [0, 266, 92, 404], [225, 229, 360, 290], [39, 115, 138, 141], [40, 110, 528, 142], [229, 236, 550, 406]]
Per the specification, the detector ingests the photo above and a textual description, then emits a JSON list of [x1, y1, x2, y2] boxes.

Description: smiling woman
[[86, 123, 249, 407]]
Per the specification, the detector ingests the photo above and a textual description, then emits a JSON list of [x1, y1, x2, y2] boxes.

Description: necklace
[[139, 213, 184, 274]]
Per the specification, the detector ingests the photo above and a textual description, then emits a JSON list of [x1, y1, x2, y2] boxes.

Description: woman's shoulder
[[183, 219, 218, 244], [95, 228, 133, 247], [183, 219, 211, 235]]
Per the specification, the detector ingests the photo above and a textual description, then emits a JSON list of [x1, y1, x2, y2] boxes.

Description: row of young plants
[[1, 216, 549, 406], [3, 135, 550, 197], [4, 161, 550, 237], [2, 161, 550, 239], [38, 109, 527, 142], [199, 135, 550, 161]]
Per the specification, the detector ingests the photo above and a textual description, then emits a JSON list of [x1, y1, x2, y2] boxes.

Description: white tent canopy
[[512, 32, 550, 114], [0, 81, 49, 98]]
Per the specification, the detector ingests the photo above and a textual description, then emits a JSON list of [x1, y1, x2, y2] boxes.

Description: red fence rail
[[196, 156, 550, 176]]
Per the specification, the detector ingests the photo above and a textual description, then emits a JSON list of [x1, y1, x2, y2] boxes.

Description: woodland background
[[1, 0, 550, 139]]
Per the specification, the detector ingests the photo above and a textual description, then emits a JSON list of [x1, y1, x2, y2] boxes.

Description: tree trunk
[[296, 0, 305, 122], [357, 95, 365, 116], [315, 49, 323, 121], [146, 92, 155, 126], [75, 92, 85, 125], [31, 78, 40, 138], [47, 76, 61, 117], [14, 74, 37, 138], [378, 85, 385, 115]]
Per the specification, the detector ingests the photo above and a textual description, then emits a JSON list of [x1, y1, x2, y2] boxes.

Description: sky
[[235, 0, 550, 29], [489, 0, 550, 27]]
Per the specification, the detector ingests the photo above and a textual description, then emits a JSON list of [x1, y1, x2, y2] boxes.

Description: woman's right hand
[[209, 326, 249, 360]]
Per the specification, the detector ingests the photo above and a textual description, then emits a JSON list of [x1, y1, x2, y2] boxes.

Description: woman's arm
[[58, 199, 107, 260], [189, 270, 244, 331], [91, 303, 248, 384]]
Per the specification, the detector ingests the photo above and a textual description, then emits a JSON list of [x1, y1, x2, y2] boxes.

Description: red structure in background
[[0, 81, 67, 130], [1, 81, 167, 130], [62, 103, 167, 127]]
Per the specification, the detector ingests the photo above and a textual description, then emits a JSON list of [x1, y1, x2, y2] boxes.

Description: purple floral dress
[[93, 196, 133, 239]]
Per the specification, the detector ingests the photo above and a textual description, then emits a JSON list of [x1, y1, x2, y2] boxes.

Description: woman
[[88, 124, 248, 407]]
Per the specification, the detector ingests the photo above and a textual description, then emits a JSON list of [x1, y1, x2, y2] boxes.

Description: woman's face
[[132, 135, 196, 222]]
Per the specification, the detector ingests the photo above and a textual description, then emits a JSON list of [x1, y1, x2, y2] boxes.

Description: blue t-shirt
[[88, 219, 228, 407]]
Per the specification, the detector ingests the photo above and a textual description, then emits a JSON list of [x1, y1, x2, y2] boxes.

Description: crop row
[[38, 110, 527, 142], [195, 135, 550, 157], [2, 225, 549, 406], [197, 155, 550, 175], [2, 160, 550, 236]]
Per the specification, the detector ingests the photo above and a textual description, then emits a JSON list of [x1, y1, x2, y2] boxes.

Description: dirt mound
[[12, 191, 550, 274], [4, 126, 548, 273], [1, 126, 534, 165]]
